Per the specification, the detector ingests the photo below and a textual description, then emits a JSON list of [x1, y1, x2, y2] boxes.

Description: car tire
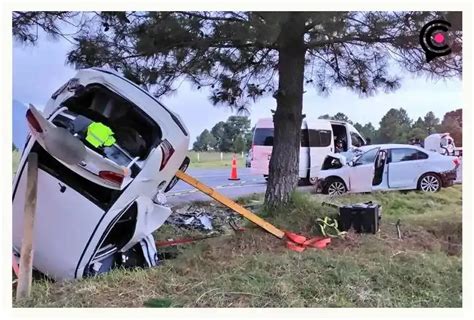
[[322, 177, 347, 196], [300, 177, 318, 186], [417, 173, 442, 192]]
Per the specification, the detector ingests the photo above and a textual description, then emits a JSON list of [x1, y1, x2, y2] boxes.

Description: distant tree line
[[320, 108, 462, 146], [193, 108, 462, 152], [193, 116, 253, 153]]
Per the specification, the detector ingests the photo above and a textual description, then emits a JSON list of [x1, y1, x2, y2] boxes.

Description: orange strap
[[285, 232, 331, 252]]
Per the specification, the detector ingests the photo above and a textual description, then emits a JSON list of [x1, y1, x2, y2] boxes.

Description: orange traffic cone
[[228, 154, 240, 180]]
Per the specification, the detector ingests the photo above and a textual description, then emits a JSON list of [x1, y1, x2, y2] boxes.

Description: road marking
[[167, 181, 267, 197]]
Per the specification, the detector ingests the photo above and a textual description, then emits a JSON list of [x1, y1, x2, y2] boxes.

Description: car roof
[[255, 118, 274, 128]]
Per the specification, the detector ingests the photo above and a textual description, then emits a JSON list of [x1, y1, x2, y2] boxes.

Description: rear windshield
[[253, 128, 274, 146]]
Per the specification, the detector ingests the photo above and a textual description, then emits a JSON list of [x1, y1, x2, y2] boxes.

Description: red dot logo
[[433, 32, 445, 44], [419, 19, 452, 62]]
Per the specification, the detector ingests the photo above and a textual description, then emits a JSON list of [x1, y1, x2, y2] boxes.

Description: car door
[[348, 147, 379, 193], [387, 148, 427, 188], [306, 120, 333, 179]]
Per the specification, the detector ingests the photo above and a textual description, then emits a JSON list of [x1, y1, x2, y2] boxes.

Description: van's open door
[[306, 120, 333, 180]]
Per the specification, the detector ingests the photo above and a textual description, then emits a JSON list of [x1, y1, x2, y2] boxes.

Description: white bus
[[250, 117, 366, 184]]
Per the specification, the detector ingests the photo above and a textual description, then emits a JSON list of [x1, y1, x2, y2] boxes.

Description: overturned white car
[[317, 144, 459, 196], [13, 68, 190, 281]]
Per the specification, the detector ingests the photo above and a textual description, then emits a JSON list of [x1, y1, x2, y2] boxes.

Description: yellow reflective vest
[[86, 122, 116, 148]]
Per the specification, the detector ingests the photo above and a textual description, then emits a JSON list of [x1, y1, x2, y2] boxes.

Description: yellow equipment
[[86, 122, 116, 148]]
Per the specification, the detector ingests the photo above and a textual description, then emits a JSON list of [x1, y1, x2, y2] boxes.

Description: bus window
[[350, 131, 364, 147], [307, 129, 332, 147], [253, 128, 274, 146]]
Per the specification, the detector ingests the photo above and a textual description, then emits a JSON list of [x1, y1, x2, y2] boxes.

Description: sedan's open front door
[[347, 147, 380, 193], [372, 149, 387, 187], [348, 162, 374, 193]]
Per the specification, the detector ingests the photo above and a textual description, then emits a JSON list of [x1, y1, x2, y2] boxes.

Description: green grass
[[13, 150, 21, 175], [187, 151, 246, 168], [14, 186, 462, 307]]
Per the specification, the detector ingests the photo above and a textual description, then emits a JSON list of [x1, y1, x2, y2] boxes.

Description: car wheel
[[264, 175, 268, 181], [323, 178, 347, 196], [418, 173, 441, 192]]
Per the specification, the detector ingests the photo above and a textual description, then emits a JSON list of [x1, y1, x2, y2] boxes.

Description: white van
[[12, 68, 190, 281], [250, 117, 366, 184]]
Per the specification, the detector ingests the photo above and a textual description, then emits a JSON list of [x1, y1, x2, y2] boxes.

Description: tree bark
[[264, 13, 307, 208]]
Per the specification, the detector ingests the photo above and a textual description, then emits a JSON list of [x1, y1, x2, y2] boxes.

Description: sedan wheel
[[327, 180, 347, 196], [419, 174, 441, 192]]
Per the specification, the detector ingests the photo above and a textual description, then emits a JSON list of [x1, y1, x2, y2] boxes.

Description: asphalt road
[[165, 162, 463, 205], [166, 167, 269, 205]]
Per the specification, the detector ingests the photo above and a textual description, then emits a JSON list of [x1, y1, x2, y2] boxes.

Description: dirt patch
[[323, 220, 462, 257]]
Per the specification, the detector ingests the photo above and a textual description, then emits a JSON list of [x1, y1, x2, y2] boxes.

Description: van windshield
[[253, 128, 274, 146]]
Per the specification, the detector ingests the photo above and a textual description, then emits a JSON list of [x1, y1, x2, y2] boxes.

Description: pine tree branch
[[175, 11, 247, 23]]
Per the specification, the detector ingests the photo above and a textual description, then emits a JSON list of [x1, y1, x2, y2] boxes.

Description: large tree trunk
[[264, 13, 307, 208]]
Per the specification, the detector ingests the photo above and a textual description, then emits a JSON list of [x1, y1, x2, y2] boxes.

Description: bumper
[[439, 169, 457, 187]]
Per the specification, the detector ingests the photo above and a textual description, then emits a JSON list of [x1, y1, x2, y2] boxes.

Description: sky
[[13, 31, 462, 145]]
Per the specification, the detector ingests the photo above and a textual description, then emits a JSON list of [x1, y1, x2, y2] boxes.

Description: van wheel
[[300, 177, 318, 186], [323, 178, 347, 196], [418, 173, 441, 192]]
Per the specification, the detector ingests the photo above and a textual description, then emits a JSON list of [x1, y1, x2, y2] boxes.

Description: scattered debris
[[197, 214, 213, 230], [167, 203, 245, 236]]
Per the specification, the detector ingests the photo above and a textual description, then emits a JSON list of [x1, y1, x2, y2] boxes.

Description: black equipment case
[[338, 201, 381, 234]]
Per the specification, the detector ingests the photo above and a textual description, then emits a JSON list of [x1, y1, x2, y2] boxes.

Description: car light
[[453, 158, 461, 166], [99, 170, 124, 185], [153, 190, 167, 205], [160, 140, 175, 171], [26, 109, 43, 133]]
